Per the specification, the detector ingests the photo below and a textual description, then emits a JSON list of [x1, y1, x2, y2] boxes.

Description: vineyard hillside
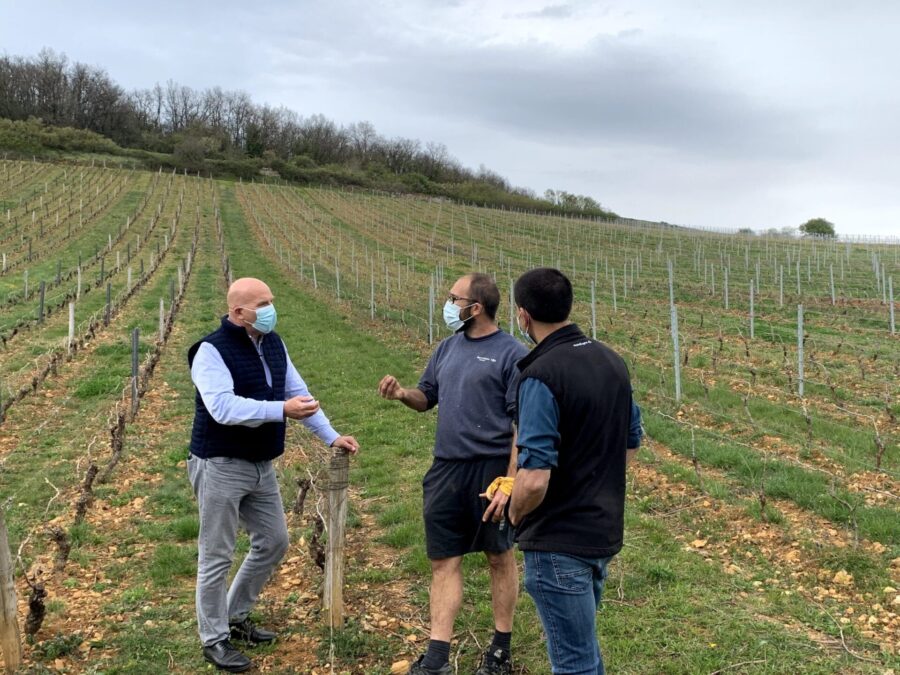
[[0, 159, 897, 674]]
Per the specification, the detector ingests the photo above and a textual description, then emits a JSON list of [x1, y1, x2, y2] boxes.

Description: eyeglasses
[[447, 293, 476, 305]]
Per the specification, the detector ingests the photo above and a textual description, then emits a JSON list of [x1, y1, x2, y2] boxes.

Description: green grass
[[644, 410, 900, 546], [7, 172, 896, 674], [148, 543, 197, 584], [316, 618, 396, 663], [209, 183, 896, 673]]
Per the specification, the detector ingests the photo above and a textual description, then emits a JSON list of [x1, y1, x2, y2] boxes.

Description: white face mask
[[443, 300, 475, 331], [516, 313, 535, 346]]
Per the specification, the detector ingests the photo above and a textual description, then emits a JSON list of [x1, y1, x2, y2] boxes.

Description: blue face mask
[[443, 300, 475, 331], [248, 303, 277, 334]]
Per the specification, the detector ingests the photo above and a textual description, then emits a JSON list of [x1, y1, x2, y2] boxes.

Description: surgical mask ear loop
[[517, 313, 535, 346]]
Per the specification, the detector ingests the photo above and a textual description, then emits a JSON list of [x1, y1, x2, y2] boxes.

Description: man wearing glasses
[[378, 273, 528, 675]]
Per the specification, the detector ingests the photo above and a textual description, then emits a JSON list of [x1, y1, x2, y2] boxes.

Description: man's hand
[[377, 375, 429, 412], [480, 476, 514, 523], [331, 435, 360, 454], [284, 395, 320, 420], [480, 489, 509, 523], [377, 375, 404, 400]]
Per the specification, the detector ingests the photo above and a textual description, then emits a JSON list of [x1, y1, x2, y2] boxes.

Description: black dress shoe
[[202, 639, 252, 672], [230, 617, 276, 645]]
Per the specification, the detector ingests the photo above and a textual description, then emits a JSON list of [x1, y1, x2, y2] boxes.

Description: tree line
[[0, 49, 614, 218]]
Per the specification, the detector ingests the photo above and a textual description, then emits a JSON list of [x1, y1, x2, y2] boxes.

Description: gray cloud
[[276, 31, 822, 162], [510, 4, 575, 19]]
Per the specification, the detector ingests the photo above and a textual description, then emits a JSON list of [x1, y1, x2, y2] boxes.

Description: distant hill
[[0, 49, 616, 220]]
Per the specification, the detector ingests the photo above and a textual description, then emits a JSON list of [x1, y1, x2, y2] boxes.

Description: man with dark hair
[[378, 273, 528, 675], [467, 272, 501, 319], [188, 277, 359, 672], [509, 267, 641, 675]]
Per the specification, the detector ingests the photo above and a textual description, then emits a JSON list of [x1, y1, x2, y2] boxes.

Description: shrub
[[0, 118, 120, 154]]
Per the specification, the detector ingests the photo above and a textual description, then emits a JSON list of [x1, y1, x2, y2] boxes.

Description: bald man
[[187, 278, 358, 672]]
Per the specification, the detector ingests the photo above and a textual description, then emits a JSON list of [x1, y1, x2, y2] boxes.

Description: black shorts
[[423, 456, 514, 560]]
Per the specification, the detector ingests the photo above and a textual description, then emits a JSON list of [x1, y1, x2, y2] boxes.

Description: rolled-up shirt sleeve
[[628, 396, 643, 450], [516, 377, 560, 470], [191, 342, 285, 427], [283, 345, 340, 447]]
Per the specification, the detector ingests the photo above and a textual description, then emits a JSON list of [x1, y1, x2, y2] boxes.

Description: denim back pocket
[[550, 553, 593, 593]]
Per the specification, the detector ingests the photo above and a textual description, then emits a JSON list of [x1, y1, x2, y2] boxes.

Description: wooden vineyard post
[[0, 509, 22, 673], [324, 448, 350, 629], [590, 279, 597, 340]]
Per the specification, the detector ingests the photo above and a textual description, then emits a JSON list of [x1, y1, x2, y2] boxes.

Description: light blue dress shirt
[[190, 336, 340, 447]]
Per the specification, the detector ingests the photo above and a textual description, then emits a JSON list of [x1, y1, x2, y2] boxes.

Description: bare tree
[[347, 120, 379, 164], [381, 137, 420, 174]]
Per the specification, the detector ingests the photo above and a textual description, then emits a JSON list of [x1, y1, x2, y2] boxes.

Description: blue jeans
[[523, 551, 613, 675]]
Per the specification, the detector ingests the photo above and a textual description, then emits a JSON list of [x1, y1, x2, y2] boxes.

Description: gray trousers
[[187, 455, 290, 646]]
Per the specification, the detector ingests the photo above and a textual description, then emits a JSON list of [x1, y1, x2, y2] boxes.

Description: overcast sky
[[2, 0, 898, 237]]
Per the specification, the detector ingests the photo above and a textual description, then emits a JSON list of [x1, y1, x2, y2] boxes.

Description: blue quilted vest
[[188, 316, 287, 461]]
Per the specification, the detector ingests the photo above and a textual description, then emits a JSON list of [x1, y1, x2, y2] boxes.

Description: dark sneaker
[[475, 646, 512, 675], [409, 654, 453, 674], [230, 617, 276, 645], [202, 639, 252, 672]]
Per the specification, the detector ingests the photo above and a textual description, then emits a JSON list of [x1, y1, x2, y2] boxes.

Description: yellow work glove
[[484, 476, 515, 499]]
